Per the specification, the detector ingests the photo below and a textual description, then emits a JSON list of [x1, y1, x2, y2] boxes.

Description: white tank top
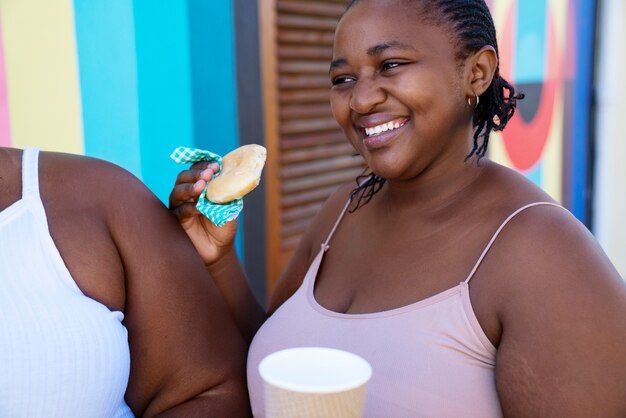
[[0, 149, 133, 417], [248, 192, 563, 417]]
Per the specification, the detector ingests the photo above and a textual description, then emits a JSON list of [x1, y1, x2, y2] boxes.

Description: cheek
[[330, 91, 350, 125]]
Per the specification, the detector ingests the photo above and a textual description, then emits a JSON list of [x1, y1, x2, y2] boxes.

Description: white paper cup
[[259, 347, 372, 418]]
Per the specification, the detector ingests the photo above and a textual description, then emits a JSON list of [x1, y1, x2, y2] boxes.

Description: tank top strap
[[320, 196, 353, 253], [21, 148, 41, 200], [464, 202, 565, 284], [320, 177, 374, 253]]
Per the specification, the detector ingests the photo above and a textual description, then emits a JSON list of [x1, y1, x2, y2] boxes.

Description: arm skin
[[480, 205, 626, 417], [73, 157, 252, 417], [169, 165, 353, 337]]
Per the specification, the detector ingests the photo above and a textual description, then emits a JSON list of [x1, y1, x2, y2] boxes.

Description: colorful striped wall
[[0, 0, 239, 203], [488, 0, 596, 224]]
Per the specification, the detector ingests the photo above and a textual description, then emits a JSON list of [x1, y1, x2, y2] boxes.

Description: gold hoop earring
[[467, 95, 479, 108]]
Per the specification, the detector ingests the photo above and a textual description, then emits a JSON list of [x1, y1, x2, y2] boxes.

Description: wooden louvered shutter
[[261, 0, 365, 294]]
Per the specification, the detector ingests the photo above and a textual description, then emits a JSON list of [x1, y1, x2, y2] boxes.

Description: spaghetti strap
[[21, 148, 40, 200], [320, 197, 353, 253], [464, 202, 565, 284], [320, 177, 373, 252]]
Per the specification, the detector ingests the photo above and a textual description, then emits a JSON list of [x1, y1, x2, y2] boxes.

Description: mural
[[488, 0, 596, 224], [0, 0, 239, 203], [0, 0, 597, 224]]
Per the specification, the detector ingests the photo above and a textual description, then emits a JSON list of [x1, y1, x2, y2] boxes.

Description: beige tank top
[[247, 196, 562, 417]]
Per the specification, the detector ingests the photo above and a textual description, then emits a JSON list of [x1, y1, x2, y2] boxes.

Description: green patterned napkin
[[170, 146, 243, 227]]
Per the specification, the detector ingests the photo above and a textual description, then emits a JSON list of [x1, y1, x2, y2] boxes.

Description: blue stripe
[[569, 0, 595, 225], [526, 160, 543, 186], [73, 0, 141, 176], [133, 0, 195, 203], [188, 0, 239, 155], [515, 0, 548, 83], [187, 0, 243, 254]]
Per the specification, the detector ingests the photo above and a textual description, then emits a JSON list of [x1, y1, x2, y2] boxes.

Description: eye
[[331, 75, 356, 86], [381, 61, 402, 72]]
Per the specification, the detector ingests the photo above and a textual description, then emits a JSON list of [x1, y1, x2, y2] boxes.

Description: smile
[[364, 119, 407, 137]]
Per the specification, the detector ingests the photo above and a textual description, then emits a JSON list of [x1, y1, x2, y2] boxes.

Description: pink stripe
[[0, 17, 11, 146]]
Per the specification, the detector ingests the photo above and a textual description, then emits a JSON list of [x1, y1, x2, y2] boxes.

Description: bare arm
[[490, 206, 626, 417], [104, 165, 251, 417], [169, 166, 354, 328]]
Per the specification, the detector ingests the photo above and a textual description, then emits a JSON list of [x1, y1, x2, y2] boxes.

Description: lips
[[363, 119, 406, 137], [359, 117, 409, 137], [357, 117, 409, 150]]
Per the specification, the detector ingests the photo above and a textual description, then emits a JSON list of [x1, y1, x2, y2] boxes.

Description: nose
[[349, 75, 386, 114]]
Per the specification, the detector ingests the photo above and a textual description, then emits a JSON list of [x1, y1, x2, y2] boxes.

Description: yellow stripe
[[0, 0, 83, 153]]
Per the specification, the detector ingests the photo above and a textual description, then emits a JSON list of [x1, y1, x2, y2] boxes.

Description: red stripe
[[0, 17, 11, 146]]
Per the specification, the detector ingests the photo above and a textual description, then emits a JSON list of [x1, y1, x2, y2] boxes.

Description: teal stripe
[[73, 0, 141, 176], [187, 0, 243, 255], [525, 160, 543, 186], [188, 0, 239, 155], [133, 0, 194, 203], [515, 0, 547, 83]]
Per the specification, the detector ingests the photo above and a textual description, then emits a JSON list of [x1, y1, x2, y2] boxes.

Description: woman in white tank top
[[0, 148, 250, 416], [169, 0, 626, 416]]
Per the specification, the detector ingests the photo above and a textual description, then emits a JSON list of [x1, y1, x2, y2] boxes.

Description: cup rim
[[258, 346, 373, 394]]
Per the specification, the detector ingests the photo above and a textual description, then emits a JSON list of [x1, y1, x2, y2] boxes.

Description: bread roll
[[206, 144, 267, 203]]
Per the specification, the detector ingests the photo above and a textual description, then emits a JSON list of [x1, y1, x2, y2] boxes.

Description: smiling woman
[[169, 0, 626, 416]]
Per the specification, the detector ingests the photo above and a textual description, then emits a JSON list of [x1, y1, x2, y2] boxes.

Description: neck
[[381, 152, 486, 216]]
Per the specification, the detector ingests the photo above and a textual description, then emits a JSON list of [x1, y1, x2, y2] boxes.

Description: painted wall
[[594, 0, 626, 278], [488, 0, 595, 225], [0, 0, 239, 204]]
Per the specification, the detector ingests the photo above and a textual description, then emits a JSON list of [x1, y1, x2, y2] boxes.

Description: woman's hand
[[169, 162, 238, 266]]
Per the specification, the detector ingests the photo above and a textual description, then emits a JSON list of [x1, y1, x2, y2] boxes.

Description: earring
[[467, 95, 480, 108]]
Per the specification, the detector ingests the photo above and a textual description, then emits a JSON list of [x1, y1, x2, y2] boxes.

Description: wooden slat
[[278, 45, 333, 60], [279, 74, 330, 89], [281, 142, 356, 163], [277, 29, 334, 46], [281, 130, 346, 149], [281, 184, 344, 208], [281, 155, 363, 178], [279, 60, 330, 74], [277, 1, 346, 18], [279, 103, 332, 119], [282, 167, 364, 193], [282, 200, 325, 222], [279, 89, 331, 104], [280, 117, 339, 135], [277, 15, 339, 31]]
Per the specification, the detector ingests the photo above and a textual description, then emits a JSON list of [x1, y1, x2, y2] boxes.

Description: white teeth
[[364, 121, 404, 137]]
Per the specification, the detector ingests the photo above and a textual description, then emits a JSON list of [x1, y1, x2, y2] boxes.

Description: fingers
[[170, 162, 221, 209], [170, 201, 202, 221], [174, 162, 220, 185], [169, 181, 204, 209]]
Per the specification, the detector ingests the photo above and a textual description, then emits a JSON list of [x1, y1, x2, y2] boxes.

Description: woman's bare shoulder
[[40, 150, 156, 209], [268, 180, 356, 312], [475, 166, 626, 416]]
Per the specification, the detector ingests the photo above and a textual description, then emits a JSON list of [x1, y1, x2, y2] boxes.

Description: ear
[[465, 45, 497, 97]]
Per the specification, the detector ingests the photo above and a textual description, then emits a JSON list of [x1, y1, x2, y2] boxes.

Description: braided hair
[[344, 0, 524, 211]]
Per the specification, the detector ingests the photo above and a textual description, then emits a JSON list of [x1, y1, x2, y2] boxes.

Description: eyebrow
[[367, 41, 415, 56], [329, 41, 416, 72]]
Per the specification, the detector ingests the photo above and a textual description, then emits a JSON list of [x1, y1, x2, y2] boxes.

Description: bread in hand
[[206, 144, 267, 203]]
